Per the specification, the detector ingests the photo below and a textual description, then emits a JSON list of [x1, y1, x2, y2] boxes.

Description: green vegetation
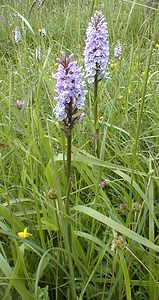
[[0, 0, 159, 299]]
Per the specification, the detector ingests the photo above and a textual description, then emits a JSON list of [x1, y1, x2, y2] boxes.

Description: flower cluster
[[53, 52, 86, 123], [114, 41, 122, 59], [84, 11, 109, 83]]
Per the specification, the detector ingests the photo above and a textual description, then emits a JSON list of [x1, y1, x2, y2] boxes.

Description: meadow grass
[[0, 0, 159, 299]]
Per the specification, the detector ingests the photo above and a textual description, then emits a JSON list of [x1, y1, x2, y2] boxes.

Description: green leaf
[[55, 151, 151, 177], [73, 205, 159, 252], [119, 251, 132, 300], [3, 5, 34, 33], [35, 250, 51, 295], [0, 253, 34, 300], [37, 286, 49, 300]]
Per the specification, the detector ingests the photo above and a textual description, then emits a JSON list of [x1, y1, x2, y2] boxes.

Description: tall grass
[[0, 0, 159, 299]]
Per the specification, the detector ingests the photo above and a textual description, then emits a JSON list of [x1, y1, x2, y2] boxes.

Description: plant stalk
[[66, 127, 72, 216], [94, 73, 99, 157], [64, 101, 77, 299]]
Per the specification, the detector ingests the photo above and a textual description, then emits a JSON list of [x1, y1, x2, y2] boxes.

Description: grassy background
[[0, 0, 159, 299]]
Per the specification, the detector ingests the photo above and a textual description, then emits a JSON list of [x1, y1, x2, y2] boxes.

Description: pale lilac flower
[[114, 41, 122, 59], [53, 52, 86, 124], [14, 27, 21, 43], [84, 11, 109, 83], [36, 47, 41, 60]]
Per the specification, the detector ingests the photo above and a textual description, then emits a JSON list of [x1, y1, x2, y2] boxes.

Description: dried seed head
[[132, 201, 142, 212], [111, 235, 127, 251], [99, 179, 110, 188], [47, 188, 57, 199], [116, 203, 128, 215]]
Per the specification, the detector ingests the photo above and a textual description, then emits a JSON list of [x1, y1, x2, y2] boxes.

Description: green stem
[[127, 42, 154, 226], [66, 127, 72, 215], [51, 152, 76, 299], [90, 0, 95, 16], [148, 156, 155, 300], [87, 74, 99, 270], [64, 104, 77, 299], [94, 73, 99, 157]]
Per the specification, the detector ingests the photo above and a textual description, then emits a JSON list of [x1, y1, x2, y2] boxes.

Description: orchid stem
[[64, 104, 76, 299], [94, 73, 99, 157], [66, 127, 72, 216]]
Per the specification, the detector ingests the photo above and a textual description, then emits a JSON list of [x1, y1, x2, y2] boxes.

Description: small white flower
[[36, 47, 41, 61], [14, 27, 21, 43], [41, 28, 46, 36], [114, 41, 122, 59]]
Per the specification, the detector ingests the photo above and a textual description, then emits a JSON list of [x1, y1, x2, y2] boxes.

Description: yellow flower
[[117, 95, 124, 101], [141, 70, 151, 77], [18, 227, 32, 238], [110, 63, 117, 69], [142, 70, 146, 76], [99, 116, 103, 124]]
